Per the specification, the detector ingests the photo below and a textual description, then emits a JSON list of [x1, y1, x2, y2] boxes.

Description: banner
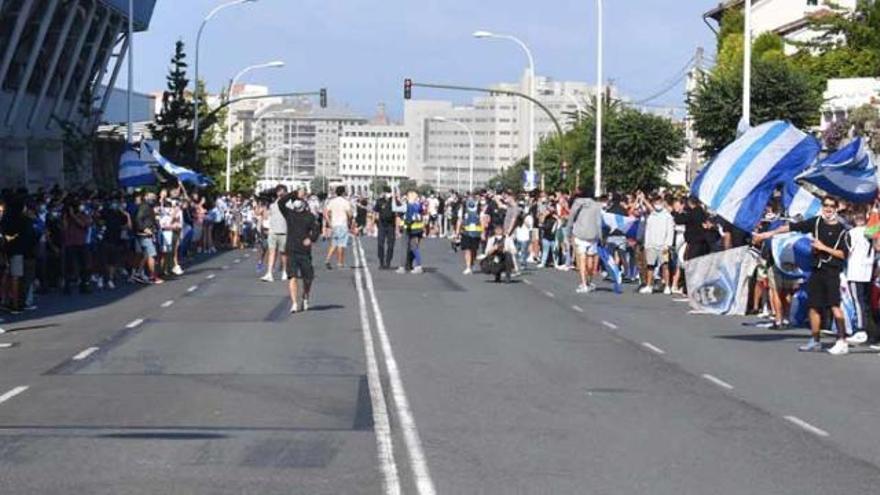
[[684, 246, 760, 315]]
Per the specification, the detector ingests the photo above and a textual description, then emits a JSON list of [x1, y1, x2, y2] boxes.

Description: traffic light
[[404, 78, 412, 100], [319, 88, 327, 108]]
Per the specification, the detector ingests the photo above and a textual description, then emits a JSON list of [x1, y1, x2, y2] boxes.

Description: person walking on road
[[261, 185, 289, 282], [278, 191, 321, 314], [397, 190, 425, 274], [374, 186, 399, 269], [456, 196, 484, 274], [323, 186, 353, 270], [569, 188, 603, 294]]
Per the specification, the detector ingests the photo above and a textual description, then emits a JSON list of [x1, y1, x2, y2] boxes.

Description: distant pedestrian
[[324, 186, 353, 270]]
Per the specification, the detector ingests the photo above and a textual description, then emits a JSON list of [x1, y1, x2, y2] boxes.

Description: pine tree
[[148, 40, 194, 167]]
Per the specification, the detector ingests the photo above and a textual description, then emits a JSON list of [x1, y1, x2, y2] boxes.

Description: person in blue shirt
[[397, 190, 425, 274]]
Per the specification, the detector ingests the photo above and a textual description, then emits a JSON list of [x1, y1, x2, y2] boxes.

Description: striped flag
[[798, 137, 877, 203], [143, 142, 208, 186], [118, 148, 155, 187], [770, 232, 812, 279], [602, 212, 641, 239], [782, 182, 822, 220], [597, 245, 623, 294], [691, 121, 820, 232]]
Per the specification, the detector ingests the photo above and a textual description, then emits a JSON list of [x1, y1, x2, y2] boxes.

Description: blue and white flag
[[118, 148, 155, 187], [782, 182, 821, 220], [691, 121, 820, 232], [602, 212, 641, 239], [770, 232, 813, 279], [597, 245, 623, 294], [798, 137, 877, 203], [143, 142, 204, 185]]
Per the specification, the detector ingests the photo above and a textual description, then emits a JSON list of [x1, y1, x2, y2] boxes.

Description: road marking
[[205, 274, 216, 280], [356, 239, 436, 495], [72, 347, 100, 361], [233, 259, 241, 264], [572, 305, 584, 313], [642, 342, 665, 355], [0, 343, 13, 348], [702, 374, 734, 390], [160, 300, 175, 308], [602, 321, 618, 330], [0, 386, 28, 405], [125, 319, 144, 329], [244, 254, 250, 259], [352, 243, 401, 494], [522, 279, 532, 286], [673, 298, 690, 303], [785, 415, 829, 437], [222, 265, 229, 270], [0, 328, 5, 334], [187, 285, 199, 293], [543, 290, 555, 299]]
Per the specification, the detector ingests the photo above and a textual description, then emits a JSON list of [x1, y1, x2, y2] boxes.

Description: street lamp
[[225, 60, 285, 192], [432, 116, 475, 193], [595, 0, 604, 197], [739, 0, 752, 135], [194, 0, 258, 149], [473, 30, 536, 183]]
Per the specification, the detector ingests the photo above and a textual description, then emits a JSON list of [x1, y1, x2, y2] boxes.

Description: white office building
[[704, 0, 857, 54], [338, 125, 409, 195], [404, 72, 596, 192]]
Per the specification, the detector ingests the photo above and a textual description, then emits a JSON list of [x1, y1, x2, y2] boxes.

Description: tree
[[148, 40, 194, 167], [310, 176, 329, 194]]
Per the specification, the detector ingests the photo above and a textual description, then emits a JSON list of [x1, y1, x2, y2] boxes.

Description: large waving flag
[[118, 148, 155, 187], [691, 121, 820, 232], [602, 212, 640, 239], [798, 137, 877, 203], [782, 182, 822, 220], [596, 245, 623, 294], [770, 232, 813, 279], [143, 142, 206, 186]]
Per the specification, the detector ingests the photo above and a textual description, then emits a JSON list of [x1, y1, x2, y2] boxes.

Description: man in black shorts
[[753, 196, 850, 354], [278, 191, 321, 314]]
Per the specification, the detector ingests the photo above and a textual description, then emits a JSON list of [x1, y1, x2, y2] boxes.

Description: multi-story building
[[704, 0, 857, 54], [338, 124, 409, 195], [251, 99, 366, 191], [404, 72, 596, 192], [0, 0, 157, 188]]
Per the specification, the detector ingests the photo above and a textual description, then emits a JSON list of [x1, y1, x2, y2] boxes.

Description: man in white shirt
[[845, 209, 874, 345], [261, 185, 289, 282], [323, 186, 353, 269], [641, 195, 675, 294]]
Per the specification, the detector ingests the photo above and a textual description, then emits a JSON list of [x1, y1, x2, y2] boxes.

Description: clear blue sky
[[123, 0, 720, 120]]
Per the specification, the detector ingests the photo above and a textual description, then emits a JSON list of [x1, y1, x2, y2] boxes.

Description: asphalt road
[[0, 238, 879, 494]]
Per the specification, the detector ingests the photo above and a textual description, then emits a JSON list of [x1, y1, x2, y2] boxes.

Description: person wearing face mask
[[641, 195, 675, 294], [373, 186, 399, 270], [278, 191, 321, 314], [135, 192, 162, 284], [754, 196, 850, 355]]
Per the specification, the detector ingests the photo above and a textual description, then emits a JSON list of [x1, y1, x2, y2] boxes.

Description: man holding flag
[[753, 196, 850, 355]]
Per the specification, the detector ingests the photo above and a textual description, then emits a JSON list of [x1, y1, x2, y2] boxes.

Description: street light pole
[[432, 117, 475, 193], [194, 0, 258, 152], [739, 0, 752, 135], [473, 30, 536, 178], [126, 0, 133, 145], [595, 0, 604, 197], [225, 60, 285, 192]]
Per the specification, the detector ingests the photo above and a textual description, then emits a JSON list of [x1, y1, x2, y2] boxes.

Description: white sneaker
[[576, 284, 591, 294], [96, 278, 104, 290], [260, 274, 274, 282], [846, 331, 868, 345], [828, 339, 849, 355], [671, 287, 684, 295], [639, 286, 653, 295], [412, 266, 424, 274], [302, 298, 310, 311], [663, 286, 672, 295], [172, 265, 184, 276], [107, 280, 116, 290], [281, 272, 289, 281], [290, 303, 299, 314], [463, 268, 472, 275]]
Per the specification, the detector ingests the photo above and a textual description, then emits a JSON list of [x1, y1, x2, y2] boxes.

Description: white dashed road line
[[0, 386, 28, 406], [72, 347, 100, 361], [355, 239, 436, 495], [0, 343, 13, 348], [522, 279, 532, 286], [222, 265, 229, 270], [602, 321, 618, 330], [673, 298, 690, 303], [572, 305, 584, 313], [785, 415, 829, 437], [543, 290, 555, 299], [233, 259, 241, 264], [702, 374, 734, 390], [206, 274, 216, 280], [125, 319, 144, 329], [642, 342, 665, 355], [187, 285, 199, 293], [161, 300, 175, 308]]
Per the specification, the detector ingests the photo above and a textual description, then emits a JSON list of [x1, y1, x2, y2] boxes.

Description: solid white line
[[187, 285, 199, 293], [522, 279, 533, 286], [602, 321, 618, 330], [785, 415, 829, 437], [356, 239, 436, 495], [702, 374, 734, 390], [0, 386, 28, 405], [572, 305, 584, 313], [125, 318, 144, 329], [72, 347, 100, 361], [352, 244, 401, 495], [161, 300, 175, 308], [642, 342, 665, 355], [543, 290, 555, 299], [205, 274, 216, 280]]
